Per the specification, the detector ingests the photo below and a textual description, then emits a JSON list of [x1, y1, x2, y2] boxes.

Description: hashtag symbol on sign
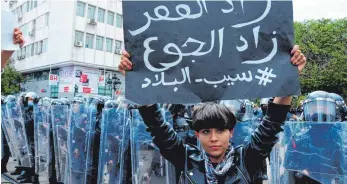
[[255, 67, 277, 86]]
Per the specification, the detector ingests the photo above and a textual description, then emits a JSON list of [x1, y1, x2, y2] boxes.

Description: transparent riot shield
[[232, 120, 254, 147], [66, 103, 95, 184], [270, 121, 347, 184], [97, 103, 130, 184], [84, 101, 99, 184], [51, 104, 69, 183], [6, 96, 32, 167], [162, 109, 177, 183], [131, 109, 176, 184], [34, 104, 51, 182], [1, 102, 18, 160]]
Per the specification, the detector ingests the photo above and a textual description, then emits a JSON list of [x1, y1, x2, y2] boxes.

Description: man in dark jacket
[[119, 46, 306, 183]]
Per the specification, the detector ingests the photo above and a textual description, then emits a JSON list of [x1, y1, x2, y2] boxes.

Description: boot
[[17, 170, 28, 180], [32, 174, 39, 184], [19, 169, 35, 183]]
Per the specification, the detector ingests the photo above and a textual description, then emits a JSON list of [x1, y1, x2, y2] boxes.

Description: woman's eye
[[202, 130, 210, 134], [217, 128, 225, 133]]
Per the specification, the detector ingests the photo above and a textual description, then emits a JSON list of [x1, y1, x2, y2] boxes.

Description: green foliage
[[1, 62, 25, 95], [294, 18, 347, 99]]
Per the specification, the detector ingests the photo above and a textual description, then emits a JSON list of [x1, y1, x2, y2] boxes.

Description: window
[[50, 85, 58, 98], [21, 47, 26, 57], [26, 1, 30, 12], [96, 36, 103, 51], [29, 1, 33, 11], [75, 31, 84, 44], [23, 2, 28, 12], [17, 49, 22, 58], [116, 14, 122, 28], [85, 33, 94, 48], [87, 5, 96, 19], [107, 11, 114, 25], [42, 39, 48, 53], [26, 44, 31, 57], [97, 8, 105, 23], [33, 0, 37, 8], [45, 13, 49, 26], [106, 38, 113, 52], [37, 41, 42, 53], [31, 43, 35, 56], [115, 40, 122, 51], [34, 42, 38, 55], [76, 1, 85, 17]]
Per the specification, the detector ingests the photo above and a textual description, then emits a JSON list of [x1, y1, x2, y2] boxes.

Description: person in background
[[1, 28, 25, 70]]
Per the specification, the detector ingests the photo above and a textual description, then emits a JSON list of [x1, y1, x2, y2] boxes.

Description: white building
[[7, 0, 124, 99]]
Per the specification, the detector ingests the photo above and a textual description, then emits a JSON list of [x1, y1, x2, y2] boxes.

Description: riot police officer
[[51, 99, 68, 184], [68, 96, 88, 184], [302, 91, 337, 122], [87, 95, 105, 184], [18, 92, 39, 183], [287, 91, 343, 183], [1, 96, 11, 174], [35, 97, 52, 180], [330, 93, 347, 122]]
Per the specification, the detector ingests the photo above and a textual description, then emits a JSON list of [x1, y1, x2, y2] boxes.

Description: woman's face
[[196, 128, 233, 163]]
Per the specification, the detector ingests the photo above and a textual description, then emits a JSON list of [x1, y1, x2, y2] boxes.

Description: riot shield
[[270, 121, 347, 184], [34, 103, 51, 182], [1, 101, 18, 160], [131, 109, 176, 184], [5, 96, 33, 167], [232, 120, 254, 147], [66, 103, 95, 184], [97, 102, 130, 184], [51, 103, 70, 183]]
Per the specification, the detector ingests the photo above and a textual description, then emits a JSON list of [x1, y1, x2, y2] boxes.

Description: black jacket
[[139, 102, 290, 184]]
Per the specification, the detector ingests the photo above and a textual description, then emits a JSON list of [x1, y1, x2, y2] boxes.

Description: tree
[[294, 18, 347, 99], [1, 62, 25, 95]]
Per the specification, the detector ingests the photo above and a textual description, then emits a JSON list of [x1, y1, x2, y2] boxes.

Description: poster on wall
[[59, 66, 74, 93], [74, 66, 99, 94]]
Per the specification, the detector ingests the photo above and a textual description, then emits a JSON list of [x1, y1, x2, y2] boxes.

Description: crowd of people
[[1, 87, 346, 184]]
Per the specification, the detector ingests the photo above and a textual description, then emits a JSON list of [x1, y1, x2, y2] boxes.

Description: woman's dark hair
[[191, 102, 237, 131]]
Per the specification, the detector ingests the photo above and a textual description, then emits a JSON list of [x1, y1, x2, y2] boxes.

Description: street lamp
[[105, 77, 112, 97], [74, 84, 78, 97], [112, 75, 121, 99]]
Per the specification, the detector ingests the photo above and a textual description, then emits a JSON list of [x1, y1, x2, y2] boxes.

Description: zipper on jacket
[[235, 165, 250, 184]]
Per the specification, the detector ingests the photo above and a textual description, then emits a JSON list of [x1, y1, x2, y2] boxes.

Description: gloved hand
[[138, 104, 165, 128]]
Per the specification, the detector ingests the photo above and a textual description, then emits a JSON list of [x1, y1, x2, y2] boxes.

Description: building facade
[[7, 0, 124, 99]]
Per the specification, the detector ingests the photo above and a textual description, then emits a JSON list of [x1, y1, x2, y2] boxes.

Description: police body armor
[[97, 100, 130, 184], [130, 109, 176, 184], [33, 97, 52, 183], [51, 99, 70, 183]]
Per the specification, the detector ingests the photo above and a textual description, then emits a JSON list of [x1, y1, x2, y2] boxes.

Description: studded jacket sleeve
[[244, 101, 290, 180]]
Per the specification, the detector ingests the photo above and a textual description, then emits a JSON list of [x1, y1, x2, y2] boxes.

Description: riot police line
[[1, 90, 347, 184]]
